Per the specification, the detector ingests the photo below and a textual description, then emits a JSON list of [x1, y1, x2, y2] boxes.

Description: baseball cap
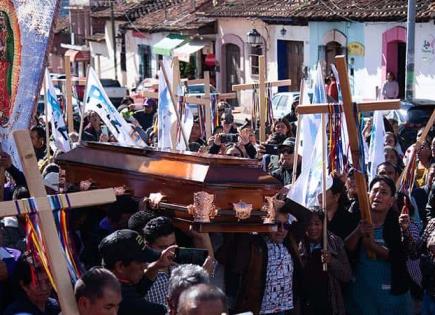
[[99, 229, 160, 267], [43, 172, 59, 192], [143, 98, 157, 107]]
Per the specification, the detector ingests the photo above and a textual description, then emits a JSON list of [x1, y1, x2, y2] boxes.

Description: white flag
[[157, 59, 178, 150], [45, 69, 71, 153], [176, 104, 194, 151], [368, 110, 385, 182], [289, 64, 327, 207], [84, 67, 145, 147]]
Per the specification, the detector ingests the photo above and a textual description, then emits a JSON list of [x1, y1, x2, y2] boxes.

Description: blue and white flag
[[289, 64, 327, 207], [84, 67, 144, 147], [330, 64, 350, 164], [176, 104, 194, 151], [368, 110, 385, 182], [44, 69, 71, 153], [157, 61, 178, 149]]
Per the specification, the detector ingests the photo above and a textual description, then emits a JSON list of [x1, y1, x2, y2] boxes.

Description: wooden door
[[286, 41, 304, 92], [277, 40, 304, 92]]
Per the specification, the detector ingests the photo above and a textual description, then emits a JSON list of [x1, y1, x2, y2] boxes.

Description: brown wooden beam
[[297, 100, 400, 115], [232, 79, 292, 91]]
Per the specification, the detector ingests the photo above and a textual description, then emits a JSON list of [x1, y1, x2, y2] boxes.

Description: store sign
[[348, 42, 365, 56]]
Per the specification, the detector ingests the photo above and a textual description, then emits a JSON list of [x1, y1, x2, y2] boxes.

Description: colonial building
[[204, 0, 435, 101]]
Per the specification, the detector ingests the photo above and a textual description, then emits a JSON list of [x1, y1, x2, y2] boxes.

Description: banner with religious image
[[44, 69, 71, 153], [83, 67, 145, 147], [0, 0, 60, 164]]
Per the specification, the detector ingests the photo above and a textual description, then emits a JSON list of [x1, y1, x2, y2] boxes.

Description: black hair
[[384, 146, 404, 170], [369, 175, 396, 197], [143, 216, 174, 245], [30, 125, 45, 140], [11, 255, 46, 296], [385, 131, 397, 146], [127, 210, 157, 235], [307, 208, 325, 223], [12, 186, 30, 200], [13, 255, 33, 288], [107, 195, 138, 222], [74, 267, 120, 303], [376, 161, 399, 175], [272, 118, 291, 136], [329, 175, 345, 196]]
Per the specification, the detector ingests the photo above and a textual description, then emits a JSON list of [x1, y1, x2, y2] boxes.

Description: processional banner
[[0, 0, 60, 164]]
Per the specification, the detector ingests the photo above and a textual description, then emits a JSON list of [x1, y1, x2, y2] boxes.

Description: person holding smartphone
[[142, 217, 215, 307]]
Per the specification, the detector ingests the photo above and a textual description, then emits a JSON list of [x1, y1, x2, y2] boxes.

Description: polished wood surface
[[56, 142, 282, 210]]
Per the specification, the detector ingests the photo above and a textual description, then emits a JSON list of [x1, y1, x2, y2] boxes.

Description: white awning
[[152, 34, 186, 56], [173, 41, 205, 63]]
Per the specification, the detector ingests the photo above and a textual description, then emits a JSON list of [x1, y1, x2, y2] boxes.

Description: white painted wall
[[98, 20, 124, 82], [414, 22, 435, 100], [124, 30, 167, 89], [216, 18, 309, 112], [362, 21, 435, 100]]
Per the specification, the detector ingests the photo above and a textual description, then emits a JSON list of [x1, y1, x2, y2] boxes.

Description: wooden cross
[[232, 55, 292, 142], [296, 55, 400, 226], [141, 71, 216, 143], [0, 130, 117, 315], [64, 54, 75, 134]]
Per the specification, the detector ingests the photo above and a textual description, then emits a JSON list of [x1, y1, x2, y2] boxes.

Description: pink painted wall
[[381, 26, 406, 80]]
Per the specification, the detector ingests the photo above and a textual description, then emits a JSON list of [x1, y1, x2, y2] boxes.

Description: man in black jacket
[[99, 229, 176, 315], [271, 137, 300, 186]]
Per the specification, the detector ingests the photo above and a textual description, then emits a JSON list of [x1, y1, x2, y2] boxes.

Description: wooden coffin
[[56, 142, 282, 231]]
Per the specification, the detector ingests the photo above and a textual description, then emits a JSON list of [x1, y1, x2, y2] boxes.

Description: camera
[[220, 133, 238, 143]]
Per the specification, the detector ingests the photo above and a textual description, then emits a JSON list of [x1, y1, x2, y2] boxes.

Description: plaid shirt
[[260, 239, 294, 314], [145, 271, 170, 306]]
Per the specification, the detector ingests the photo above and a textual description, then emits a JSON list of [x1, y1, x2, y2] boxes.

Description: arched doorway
[[320, 29, 347, 77], [223, 43, 241, 93], [325, 41, 342, 76], [222, 43, 241, 106], [382, 26, 406, 99]]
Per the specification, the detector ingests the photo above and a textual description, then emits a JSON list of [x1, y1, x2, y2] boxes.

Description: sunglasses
[[277, 222, 291, 230]]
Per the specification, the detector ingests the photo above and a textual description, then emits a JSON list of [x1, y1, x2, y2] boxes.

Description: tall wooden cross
[[296, 55, 400, 226], [141, 71, 215, 144], [0, 130, 117, 315], [232, 55, 292, 143]]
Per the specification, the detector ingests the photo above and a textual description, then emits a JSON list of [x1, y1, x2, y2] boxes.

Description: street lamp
[[246, 28, 261, 45], [280, 27, 287, 36]]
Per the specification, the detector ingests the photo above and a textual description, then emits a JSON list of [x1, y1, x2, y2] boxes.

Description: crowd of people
[[0, 93, 434, 315]]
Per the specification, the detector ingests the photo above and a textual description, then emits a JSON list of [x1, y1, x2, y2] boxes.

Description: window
[[249, 45, 263, 77], [138, 45, 152, 80]]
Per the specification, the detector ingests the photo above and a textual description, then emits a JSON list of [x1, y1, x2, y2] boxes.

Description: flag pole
[[78, 65, 90, 143], [160, 61, 189, 148], [43, 75, 51, 161], [291, 79, 304, 185], [321, 112, 328, 272]]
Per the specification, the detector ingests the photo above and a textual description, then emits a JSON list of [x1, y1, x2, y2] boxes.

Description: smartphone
[[220, 133, 238, 144], [265, 144, 279, 155], [174, 247, 208, 265]]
